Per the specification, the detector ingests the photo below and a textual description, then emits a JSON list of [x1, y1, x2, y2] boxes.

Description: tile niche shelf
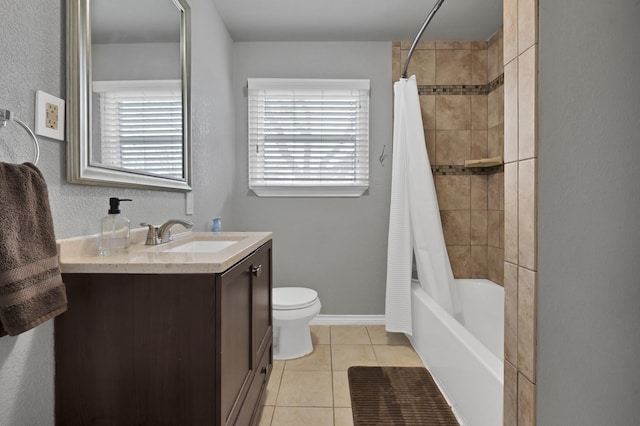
[[431, 157, 504, 176], [464, 156, 504, 168]]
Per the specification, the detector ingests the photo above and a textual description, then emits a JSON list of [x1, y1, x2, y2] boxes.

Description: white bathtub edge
[[410, 279, 504, 426], [415, 284, 504, 385]]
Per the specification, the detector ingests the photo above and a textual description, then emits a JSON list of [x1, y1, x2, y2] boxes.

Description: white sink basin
[[163, 239, 240, 254]]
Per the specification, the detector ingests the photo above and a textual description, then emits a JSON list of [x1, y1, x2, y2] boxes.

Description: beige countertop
[[57, 229, 272, 274]]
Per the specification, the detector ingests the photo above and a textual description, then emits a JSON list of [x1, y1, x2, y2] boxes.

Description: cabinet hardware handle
[[251, 265, 262, 277]]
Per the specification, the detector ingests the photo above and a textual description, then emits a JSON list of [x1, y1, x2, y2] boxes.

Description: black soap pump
[[99, 197, 132, 256]]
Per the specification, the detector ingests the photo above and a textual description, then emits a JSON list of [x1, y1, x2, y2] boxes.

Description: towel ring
[[0, 109, 40, 165]]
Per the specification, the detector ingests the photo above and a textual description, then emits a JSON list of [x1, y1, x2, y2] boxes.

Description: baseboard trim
[[310, 315, 386, 326]]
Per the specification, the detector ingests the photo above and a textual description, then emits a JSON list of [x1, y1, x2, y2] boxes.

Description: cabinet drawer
[[235, 345, 272, 426]]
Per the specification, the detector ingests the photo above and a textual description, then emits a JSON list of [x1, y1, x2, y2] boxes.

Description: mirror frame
[[66, 0, 192, 191]]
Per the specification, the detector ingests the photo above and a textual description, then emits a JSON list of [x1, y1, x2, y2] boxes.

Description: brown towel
[[0, 162, 67, 336]]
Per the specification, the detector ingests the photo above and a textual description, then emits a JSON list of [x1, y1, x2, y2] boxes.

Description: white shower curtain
[[385, 75, 459, 335]]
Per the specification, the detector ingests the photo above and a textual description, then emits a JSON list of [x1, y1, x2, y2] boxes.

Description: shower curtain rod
[[401, 0, 446, 79]]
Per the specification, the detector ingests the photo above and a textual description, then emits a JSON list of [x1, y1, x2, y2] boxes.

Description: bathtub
[[408, 278, 504, 426]]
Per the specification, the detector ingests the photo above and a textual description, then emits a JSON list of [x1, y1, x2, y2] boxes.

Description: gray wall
[[537, 0, 640, 423], [92, 42, 181, 80], [232, 42, 393, 315], [0, 0, 234, 424]]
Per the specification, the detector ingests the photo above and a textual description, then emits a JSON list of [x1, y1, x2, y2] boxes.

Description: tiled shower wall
[[392, 29, 504, 285], [503, 0, 539, 424]]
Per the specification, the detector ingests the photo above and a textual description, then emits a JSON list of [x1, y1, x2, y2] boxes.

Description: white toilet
[[272, 287, 321, 360]]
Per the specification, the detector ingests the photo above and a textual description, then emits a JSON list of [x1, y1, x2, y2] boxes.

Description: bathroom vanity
[[54, 231, 273, 426]]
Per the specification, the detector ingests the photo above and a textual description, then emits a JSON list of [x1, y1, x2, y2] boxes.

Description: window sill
[[250, 185, 368, 198]]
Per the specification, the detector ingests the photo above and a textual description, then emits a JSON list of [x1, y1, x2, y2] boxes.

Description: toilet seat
[[273, 287, 318, 311]]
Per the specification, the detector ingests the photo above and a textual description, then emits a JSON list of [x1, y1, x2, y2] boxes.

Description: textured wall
[[232, 42, 393, 315], [0, 3, 61, 422], [92, 42, 181, 80], [537, 0, 640, 424], [0, 0, 234, 424]]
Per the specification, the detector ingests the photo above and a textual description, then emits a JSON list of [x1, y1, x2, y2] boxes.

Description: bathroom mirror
[[67, 0, 192, 191]]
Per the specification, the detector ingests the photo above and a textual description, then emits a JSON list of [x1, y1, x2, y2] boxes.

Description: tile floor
[[258, 325, 425, 426]]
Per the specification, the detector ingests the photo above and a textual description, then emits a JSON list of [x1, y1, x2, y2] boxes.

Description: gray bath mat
[[348, 366, 459, 425]]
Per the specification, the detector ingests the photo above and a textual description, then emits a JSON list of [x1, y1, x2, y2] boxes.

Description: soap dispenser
[[99, 197, 132, 256]]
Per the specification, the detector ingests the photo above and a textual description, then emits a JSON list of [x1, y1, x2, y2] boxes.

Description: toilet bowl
[[272, 287, 321, 360]]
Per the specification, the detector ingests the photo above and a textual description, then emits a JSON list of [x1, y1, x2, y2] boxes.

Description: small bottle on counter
[[212, 217, 222, 233], [99, 197, 132, 256]]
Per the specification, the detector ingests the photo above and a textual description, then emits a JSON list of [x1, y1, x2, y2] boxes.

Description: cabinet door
[[242, 242, 273, 426], [218, 241, 273, 426], [56, 274, 216, 425], [251, 241, 272, 364], [218, 256, 253, 425]]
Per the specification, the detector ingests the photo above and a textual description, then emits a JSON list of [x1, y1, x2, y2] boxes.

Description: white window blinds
[[93, 80, 184, 180], [248, 78, 370, 197]]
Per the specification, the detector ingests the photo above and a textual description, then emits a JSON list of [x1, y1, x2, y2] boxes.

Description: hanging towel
[[0, 162, 67, 336]]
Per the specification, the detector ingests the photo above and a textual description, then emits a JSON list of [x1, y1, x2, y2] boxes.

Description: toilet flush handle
[[251, 264, 262, 278]]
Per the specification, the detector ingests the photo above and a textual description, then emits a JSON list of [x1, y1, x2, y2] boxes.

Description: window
[[92, 80, 184, 179], [248, 78, 370, 197]]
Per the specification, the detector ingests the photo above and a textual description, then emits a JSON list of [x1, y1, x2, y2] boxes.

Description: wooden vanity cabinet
[[55, 241, 272, 426]]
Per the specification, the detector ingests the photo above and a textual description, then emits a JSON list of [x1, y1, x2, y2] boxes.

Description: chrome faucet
[[142, 219, 194, 245]]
